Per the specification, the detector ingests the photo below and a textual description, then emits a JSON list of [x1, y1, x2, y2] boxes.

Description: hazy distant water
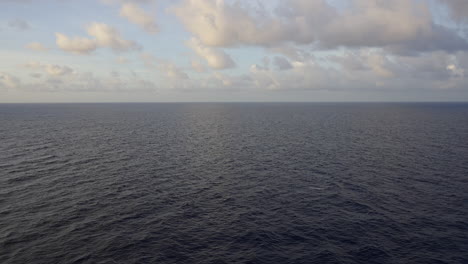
[[1, 103, 467, 264]]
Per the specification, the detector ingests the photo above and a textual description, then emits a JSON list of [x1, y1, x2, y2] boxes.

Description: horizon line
[[1, 101, 468, 104]]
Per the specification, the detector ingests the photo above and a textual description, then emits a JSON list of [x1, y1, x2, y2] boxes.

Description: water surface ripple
[[1, 103, 467, 263]]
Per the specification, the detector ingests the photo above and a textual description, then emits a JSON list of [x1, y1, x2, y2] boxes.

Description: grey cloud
[[387, 24, 468, 55], [0, 72, 21, 89], [273, 57, 293, 71], [30, 73, 42, 78], [243, 49, 468, 92], [330, 52, 368, 72], [330, 49, 468, 89], [8, 19, 30, 30], [439, 0, 468, 21]]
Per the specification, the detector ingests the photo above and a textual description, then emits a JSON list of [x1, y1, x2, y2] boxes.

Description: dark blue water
[[1, 103, 467, 264]]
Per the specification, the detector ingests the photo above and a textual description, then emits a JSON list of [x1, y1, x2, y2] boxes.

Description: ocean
[[1, 103, 467, 264]]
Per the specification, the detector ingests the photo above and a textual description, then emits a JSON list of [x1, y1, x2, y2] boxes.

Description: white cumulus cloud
[[187, 38, 235, 70], [56, 22, 140, 54], [55, 33, 98, 54], [172, 0, 468, 54], [120, 2, 158, 34]]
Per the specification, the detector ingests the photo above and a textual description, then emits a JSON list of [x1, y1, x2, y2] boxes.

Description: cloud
[[383, 24, 468, 55], [391, 51, 456, 79], [45, 65, 74, 76], [213, 72, 233, 86], [317, 0, 431, 48], [140, 53, 190, 80], [187, 38, 236, 69], [447, 64, 464, 77], [25, 42, 48, 51], [273, 57, 293, 71], [116, 56, 130, 64], [0, 0, 32, 3], [242, 48, 468, 91], [3, 0, 468, 100], [30, 73, 42, 78], [159, 61, 189, 80], [8, 19, 30, 30], [69, 72, 158, 93], [0, 72, 20, 89], [172, 0, 468, 54], [140, 52, 157, 68], [5, 69, 157, 93], [24, 62, 74, 76], [439, 0, 468, 21], [14, 51, 468, 94], [87, 22, 141, 51], [101, 0, 155, 4], [366, 52, 394, 78], [56, 22, 140, 54], [250, 64, 282, 90], [171, 0, 298, 47], [120, 2, 158, 34], [55, 33, 98, 54], [268, 45, 312, 62], [191, 60, 206, 72]]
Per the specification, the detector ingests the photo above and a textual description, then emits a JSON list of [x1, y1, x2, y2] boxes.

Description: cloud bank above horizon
[[1, 0, 468, 102]]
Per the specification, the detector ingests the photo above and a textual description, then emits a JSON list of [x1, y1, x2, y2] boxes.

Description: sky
[[1, 0, 468, 103]]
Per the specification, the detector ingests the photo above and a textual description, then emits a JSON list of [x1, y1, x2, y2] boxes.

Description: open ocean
[[1, 103, 467, 264]]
